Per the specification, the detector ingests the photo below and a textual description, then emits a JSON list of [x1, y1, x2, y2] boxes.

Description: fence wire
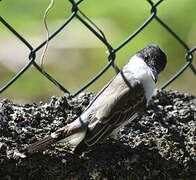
[[0, 0, 196, 98]]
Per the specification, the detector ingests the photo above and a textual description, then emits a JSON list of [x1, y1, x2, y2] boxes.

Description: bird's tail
[[25, 135, 58, 154], [20, 118, 87, 155]]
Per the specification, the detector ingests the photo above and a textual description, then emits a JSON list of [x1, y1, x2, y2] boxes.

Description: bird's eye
[[145, 55, 150, 60]]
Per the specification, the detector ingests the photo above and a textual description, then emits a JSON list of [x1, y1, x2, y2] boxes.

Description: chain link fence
[[0, 0, 196, 98]]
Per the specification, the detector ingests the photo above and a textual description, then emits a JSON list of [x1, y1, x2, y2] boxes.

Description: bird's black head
[[136, 43, 167, 74]]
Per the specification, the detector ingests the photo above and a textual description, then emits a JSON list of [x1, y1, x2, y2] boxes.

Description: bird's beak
[[151, 68, 158, 83]]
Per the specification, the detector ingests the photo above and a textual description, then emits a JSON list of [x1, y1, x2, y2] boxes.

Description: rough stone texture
[[0, 90, 195, 180]]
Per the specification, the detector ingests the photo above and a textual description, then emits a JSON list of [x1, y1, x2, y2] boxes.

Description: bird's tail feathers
[[25, 135, 58, 154], [20, 118, 87, 155], [21, 128, 67, 155]]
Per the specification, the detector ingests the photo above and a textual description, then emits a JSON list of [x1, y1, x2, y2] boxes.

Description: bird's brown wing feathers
[[22, 72, 146, 154], [84, 72, 146, 146]]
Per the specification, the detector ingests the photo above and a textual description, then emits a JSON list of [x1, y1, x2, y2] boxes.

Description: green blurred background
[[0, 0, 196, 103]]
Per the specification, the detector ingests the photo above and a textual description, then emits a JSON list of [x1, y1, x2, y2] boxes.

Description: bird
[[20, 43, 167, 156]]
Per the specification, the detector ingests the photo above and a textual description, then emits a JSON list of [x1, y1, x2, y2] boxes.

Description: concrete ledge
[[0, 90, 195, 180]]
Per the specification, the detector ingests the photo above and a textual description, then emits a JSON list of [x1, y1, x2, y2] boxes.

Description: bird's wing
[[84, 71, 147, 146]]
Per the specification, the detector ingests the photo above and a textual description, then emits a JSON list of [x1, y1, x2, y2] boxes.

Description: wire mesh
[[0, 0, 195, 98]]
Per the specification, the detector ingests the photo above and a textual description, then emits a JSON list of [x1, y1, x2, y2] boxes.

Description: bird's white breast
[[123, 55, 155, 103]]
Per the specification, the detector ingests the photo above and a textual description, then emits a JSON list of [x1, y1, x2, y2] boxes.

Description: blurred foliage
[[0, 0, 196, 103]]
